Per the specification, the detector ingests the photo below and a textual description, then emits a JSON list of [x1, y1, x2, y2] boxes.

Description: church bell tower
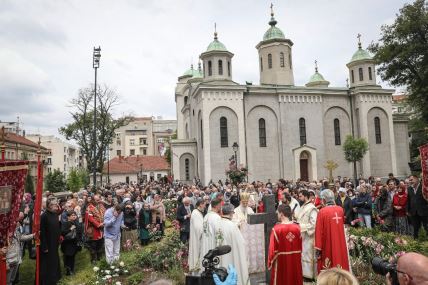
[[257, 5, 294, 86]]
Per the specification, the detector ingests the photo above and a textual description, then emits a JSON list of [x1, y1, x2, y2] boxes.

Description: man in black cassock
[[39, 198, 61, 285]]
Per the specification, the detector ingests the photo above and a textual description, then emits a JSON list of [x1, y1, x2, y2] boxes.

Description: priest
[[199, 199, 222, 265], [188, 199, 206, 272], [232, 192, 265, 273], [314, 189, 350, 273], [268, 204, 303, 285], [218, 204, 250, 285], [296, 189, 318, 282]]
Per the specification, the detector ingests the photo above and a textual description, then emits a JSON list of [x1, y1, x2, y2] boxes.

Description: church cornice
[[256, 38, 293, 49]]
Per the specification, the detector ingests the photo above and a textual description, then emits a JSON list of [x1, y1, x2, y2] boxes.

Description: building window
[[368, 67, 373, 80], [227, 61, 231, 76], [185, 158, 190, 180], [259, 118, 267, 147], [359, 67, 364, 81], [116, 150, 121, 156], [299, 118, 306, 146], [130, 139, 135, 146], [218, 60, 223, 75], [268, 53, 272, 69], [220, 117, 228, 147], [116, 139, 121, 146], [208, 61, 212, 76], [351, 70, 355, 83], [130, 149, 135, 155], [280, 52, 285, 67], [334, 118, 341, 145], [157, 173, 162, 180], [374, 117, 381, 144], [200, 119, 203, 149], [289, 53, 292, 69], [260, 57, 263, 71], [64, 155, 66, 162], [143, 148, 147, 155]]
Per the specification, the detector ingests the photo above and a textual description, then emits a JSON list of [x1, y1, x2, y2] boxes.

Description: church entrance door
[[299, 151, 310, 182]]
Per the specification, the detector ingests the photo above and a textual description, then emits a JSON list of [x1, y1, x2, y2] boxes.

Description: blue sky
[[0, 0, 409, 135]]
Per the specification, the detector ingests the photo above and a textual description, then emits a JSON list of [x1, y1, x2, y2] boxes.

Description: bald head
[[397, 252, 428, 285]]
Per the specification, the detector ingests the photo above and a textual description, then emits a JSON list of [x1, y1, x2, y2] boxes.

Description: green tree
[[67, 168, 82, 192], [343, 135, 369, 184], [59, 84, 131, 179], [24, 173, 34, 194], [45, 169, 67, 193], [77, 168, 90, 188], [368, 0, 428, 124], [165, 132, 177, 164]]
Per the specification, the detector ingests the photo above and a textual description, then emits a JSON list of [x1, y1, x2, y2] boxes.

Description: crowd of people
[[1, 171, 427, 285]]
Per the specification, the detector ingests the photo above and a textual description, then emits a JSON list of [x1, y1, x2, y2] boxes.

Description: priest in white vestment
[[188, 199, 206, 272], [296, 190, 318, 281], [232, 192, 265, 273], [200, 199, 222, 268], [218, 203, 250, 285]]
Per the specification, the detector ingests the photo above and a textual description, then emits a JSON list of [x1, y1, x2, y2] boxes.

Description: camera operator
[[385, 252, 428, 285]]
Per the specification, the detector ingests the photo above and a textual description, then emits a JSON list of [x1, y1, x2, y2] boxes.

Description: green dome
[[350, 47, 372, 62], [263, 25, 285, 41], [207, 38, 227, 52], [308, 72, 326, 83], [182, 65, 203, 78]]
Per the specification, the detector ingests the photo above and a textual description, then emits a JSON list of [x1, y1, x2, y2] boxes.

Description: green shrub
[[126, 272, 145, 285]]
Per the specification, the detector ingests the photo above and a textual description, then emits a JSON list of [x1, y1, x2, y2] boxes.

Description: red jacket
[[392, 193, 407, 217], [85, 203, 105, 240]]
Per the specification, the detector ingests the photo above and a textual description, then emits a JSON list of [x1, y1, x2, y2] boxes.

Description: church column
[[278, 94, 285, 178], [387, 107, 398, 174], [202, 96, 212, 184], [358, 97, 371, 177], [237, 93, 246, 167]]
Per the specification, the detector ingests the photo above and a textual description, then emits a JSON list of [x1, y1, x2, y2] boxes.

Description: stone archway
[[293, 145, 317, 181]]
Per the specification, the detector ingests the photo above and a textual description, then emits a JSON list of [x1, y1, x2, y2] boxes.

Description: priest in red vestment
[[315, 189, 350, 273], [268, 204, 303, 285]]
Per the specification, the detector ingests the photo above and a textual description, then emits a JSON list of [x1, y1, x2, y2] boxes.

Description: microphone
[[203, 245, 231, 259]]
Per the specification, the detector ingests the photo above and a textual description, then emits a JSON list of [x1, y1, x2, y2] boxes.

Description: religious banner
[[0, 160, 28, 247], [419, 143, 428, 200]]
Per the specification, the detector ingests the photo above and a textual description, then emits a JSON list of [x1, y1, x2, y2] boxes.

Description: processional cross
[[247, 194, 277, 283], [324, 160, 338, 184]]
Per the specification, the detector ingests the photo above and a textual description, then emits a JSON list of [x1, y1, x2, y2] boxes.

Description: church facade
[[171, 10, 410, 185]]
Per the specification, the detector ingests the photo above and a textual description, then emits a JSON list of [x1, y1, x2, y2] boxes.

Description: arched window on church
[[351, 70, 355, 83], [228, 61, 231, 76], [268, 53, 272, 69], [374, 117, 381, 144], [208, 61, 212, 76], [184, 96, 188, 105], [220, 117, 228, 147], [334, 118, 341, 145], [218, 60, 223, 75], [368, 67, 373, 80], [359, 67, 364, 81], [200, 119, 203, 148], [260, 57, 263, 71], [185, 158, 190, 180], [289, 53, 292, 69], [299, 118, 306, 146], [280, 52, 285, 67], [259, 118, 266, 147]]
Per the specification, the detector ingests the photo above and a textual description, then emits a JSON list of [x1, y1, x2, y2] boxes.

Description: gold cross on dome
[[315, 60, 318, 72], [270, 3, 274, 15]]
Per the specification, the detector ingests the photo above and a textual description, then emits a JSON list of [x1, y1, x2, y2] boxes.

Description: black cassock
[[40, 210, 61, 285]]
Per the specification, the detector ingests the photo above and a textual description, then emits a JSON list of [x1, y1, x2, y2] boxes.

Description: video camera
[[185, 245, 231, 285], [372, 257, 399, 285]]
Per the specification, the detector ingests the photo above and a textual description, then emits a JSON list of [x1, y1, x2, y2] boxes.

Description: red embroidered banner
[[419, 143, 428, 199], [0, 161, 28, 247]]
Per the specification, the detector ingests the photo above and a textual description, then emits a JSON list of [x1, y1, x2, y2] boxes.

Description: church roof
[[308, 71, 327, 83], [262, 7, 285, 41], [207, 38, 228, 52], [306, 63, 330, 87], [350, 38, 373, 62], [182, 64, 203, 78]]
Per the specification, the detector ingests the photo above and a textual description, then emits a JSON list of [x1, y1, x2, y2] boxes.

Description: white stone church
[[171, 10, 410, 185]]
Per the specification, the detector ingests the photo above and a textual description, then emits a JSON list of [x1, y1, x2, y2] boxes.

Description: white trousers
[[105, 237, 121, 264]]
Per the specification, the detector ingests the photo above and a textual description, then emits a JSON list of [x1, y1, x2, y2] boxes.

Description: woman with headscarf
[[375, 186, 393, 232], [138, 203, 152, 246], [61, 210, 82, 275], [122, 201, 137, 250], [392, 184, 409, 235]]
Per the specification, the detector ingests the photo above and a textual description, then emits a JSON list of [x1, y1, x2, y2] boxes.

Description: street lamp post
[[92, 46, 101, 190], [232, 142, 239, 169], [107, 147, 112, 184]]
